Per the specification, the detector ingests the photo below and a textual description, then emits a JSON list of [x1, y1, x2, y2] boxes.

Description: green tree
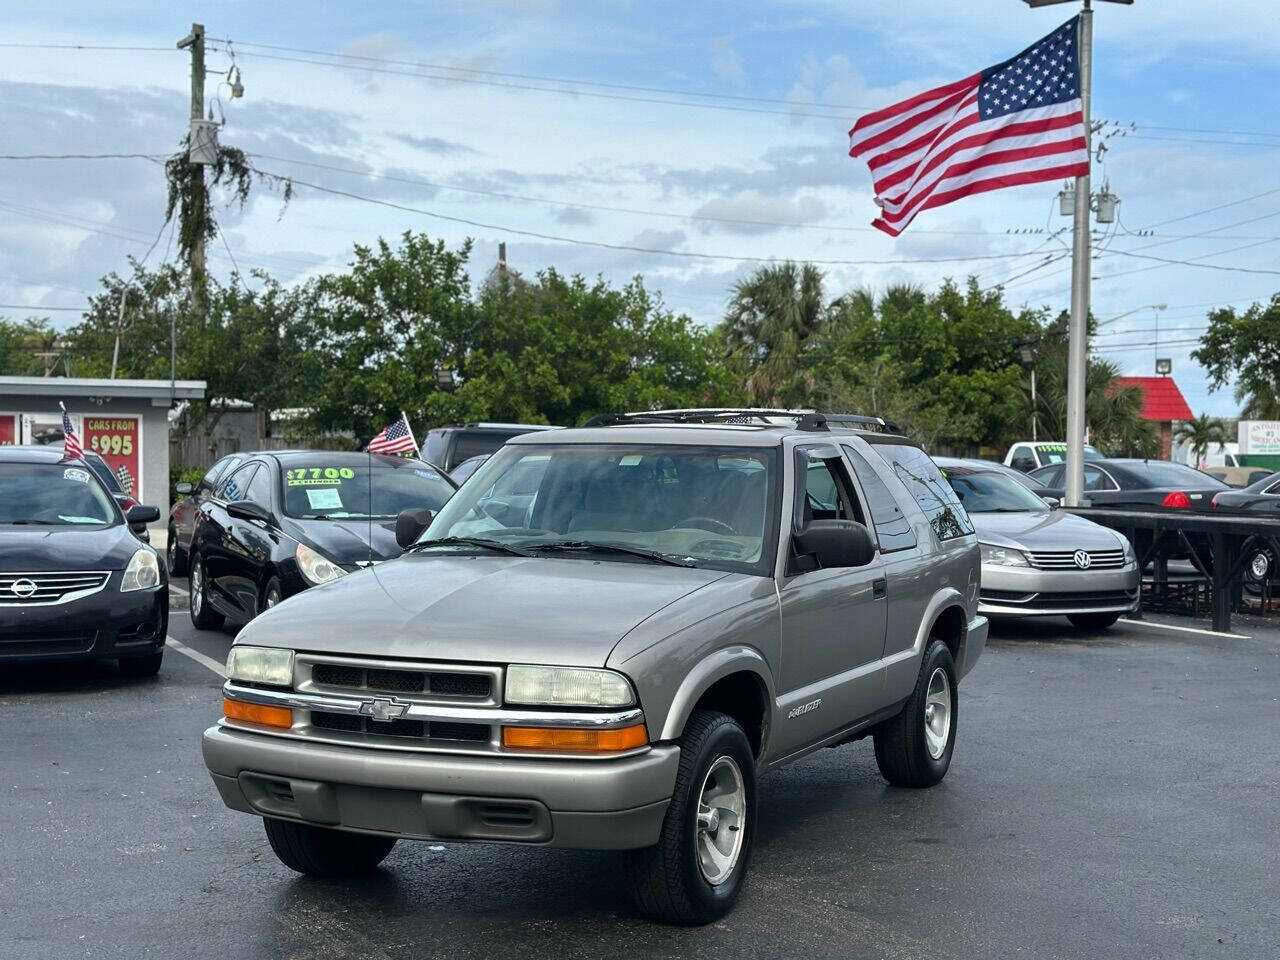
[[1174, 413, 1227, 467], [721, 262, 827, 407], [0, 317, 62, 375], [1192, 293, 1280, 418]]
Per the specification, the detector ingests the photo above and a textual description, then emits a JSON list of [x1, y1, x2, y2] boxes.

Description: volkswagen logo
[[1073, 550, 1092, 570], [357, 697, 410, 722], [9, 578, 37, 599]]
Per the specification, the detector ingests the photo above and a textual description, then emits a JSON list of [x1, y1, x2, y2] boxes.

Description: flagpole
[[402, 411, 420, 457], [1063, 0, 1093, 507]]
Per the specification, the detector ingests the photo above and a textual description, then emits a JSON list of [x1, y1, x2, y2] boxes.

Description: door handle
[[872, 578, 887, 599]]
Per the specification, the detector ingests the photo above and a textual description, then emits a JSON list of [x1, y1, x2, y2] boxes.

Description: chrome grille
[[0, 571, 110, 606], [1026, 549, 1127, 570], [308, 660, 493, 700]]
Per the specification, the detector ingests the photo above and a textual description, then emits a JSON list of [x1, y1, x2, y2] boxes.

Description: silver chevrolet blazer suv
[[202, 409, 988, 924]]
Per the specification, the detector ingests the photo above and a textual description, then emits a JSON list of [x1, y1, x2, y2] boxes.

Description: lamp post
[[1016, 341, 1040, 442], [1025, 0, 1133, 506]]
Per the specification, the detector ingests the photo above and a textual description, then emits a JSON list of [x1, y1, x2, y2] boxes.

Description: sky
[[2, 0, 1278, 418]]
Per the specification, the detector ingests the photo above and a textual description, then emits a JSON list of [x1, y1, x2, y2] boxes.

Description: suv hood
[[240, 553, 730, 667], [972, 509, 1126, 552]]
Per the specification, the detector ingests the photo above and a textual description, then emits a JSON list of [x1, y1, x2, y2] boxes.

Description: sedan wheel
[[188, 555, 224, 630]]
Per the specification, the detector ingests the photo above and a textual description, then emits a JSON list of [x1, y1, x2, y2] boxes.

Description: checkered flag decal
[[114, 463, 134, 496]]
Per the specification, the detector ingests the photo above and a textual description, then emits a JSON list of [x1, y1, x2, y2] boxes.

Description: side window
[[797, 448, 865, 527], [218, 463, 257, 503], [1009, 445, 1036, 472], [200, 456, 235, 494], [872, 443, 974, 541], [1031, 464, 1064, 487], [844, 446, 917, 551], [245, 463, 274, 507], [1083, 466, 1116, 491]]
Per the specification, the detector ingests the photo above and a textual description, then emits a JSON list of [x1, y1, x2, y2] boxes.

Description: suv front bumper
[[202, 724, 679, 849]]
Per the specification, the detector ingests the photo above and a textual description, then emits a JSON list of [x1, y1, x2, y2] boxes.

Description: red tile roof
[[1111, 377, 1194, 422]]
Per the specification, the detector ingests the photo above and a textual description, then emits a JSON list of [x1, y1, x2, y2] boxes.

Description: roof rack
[[582, 409, 902, 434]]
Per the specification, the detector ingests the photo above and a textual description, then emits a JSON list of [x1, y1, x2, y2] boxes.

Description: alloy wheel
[[923, 667, 952, 760], [694, 756, 746, 886]]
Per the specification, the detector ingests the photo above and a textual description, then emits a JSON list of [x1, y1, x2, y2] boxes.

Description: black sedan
[[1028, 458, 1228, 511], [0, 446, 166, 673], [186, 451, 457, 629], [1209, 471, 1280, 514]]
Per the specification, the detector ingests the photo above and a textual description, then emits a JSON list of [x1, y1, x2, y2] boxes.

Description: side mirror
[[126, 504, 161, 525], [793, 520, 875, 570], [175, 482, 193, 495], [1041, 496, 1060, 508], [227, 500, 271, 524], [396, 508, 434, 549]]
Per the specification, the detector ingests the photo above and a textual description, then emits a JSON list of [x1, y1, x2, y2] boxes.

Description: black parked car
[[1028, 458, 1228, 511], [422, 423, 561, 473], [0, 446, 166, 673], [186, 451, 457, 630], [1209, 471, 1280, 514]]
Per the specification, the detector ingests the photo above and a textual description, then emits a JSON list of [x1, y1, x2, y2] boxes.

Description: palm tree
[[720, 262, 827, 407], [1174, 414, 1227, 467]]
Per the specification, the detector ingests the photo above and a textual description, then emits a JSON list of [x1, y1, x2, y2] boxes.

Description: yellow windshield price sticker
[[286, 466, 357, 486]]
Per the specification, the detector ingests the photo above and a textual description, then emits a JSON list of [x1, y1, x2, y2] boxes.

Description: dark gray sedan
[[937, 459, 1139, 629]]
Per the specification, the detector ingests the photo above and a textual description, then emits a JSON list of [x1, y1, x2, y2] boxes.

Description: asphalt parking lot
[[3, 583, 1278, 960]]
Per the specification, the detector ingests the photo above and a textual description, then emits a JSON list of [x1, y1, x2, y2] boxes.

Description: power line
[[0, 152, 166, 160], [251, 164, 1063, 267], [0, 303, 84, 312], [0, 42, 172, 52], [1104, 246, 1280, 277]]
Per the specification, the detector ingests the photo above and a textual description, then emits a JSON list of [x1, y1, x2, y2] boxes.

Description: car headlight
[[121, 548, 161, 592], [980, 543, 1030, 567], [226, 645, 294, 686], [1120, 537, 1136, 563], [505, 665, 636, 707], [296, 543, 347, 586]]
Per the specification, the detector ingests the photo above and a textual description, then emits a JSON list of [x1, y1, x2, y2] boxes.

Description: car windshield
[[944, 470, 1050, 513], [279, 457, 456, 520], [1036, 444, 1102, 464], [421, 443, 780, 574], [0, 462, 119, 526]]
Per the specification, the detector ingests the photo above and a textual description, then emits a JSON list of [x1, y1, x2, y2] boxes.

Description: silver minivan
[[203, 410, 987, 924]]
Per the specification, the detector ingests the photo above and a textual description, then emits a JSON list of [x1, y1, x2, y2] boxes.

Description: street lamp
[[1016, 340, 1040, 442], [1097, 303, 1167, 328]]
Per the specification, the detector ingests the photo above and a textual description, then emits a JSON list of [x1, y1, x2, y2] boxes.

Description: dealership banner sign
[[83, 415, 141, 495], [1239, 421, 1280, 456]]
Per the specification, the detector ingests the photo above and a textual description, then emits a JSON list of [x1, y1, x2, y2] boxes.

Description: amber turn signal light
[[223, 697, 293, 730], [502, 723, 648, 752]]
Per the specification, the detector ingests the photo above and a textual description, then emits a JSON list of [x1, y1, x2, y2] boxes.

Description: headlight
[[1120, 537, 1136, 563], [296, 543, 347, 585], [505, 665, 636, 707], [121, 548, 161, 592], [226, 645, 294, 686], [980, 543, 1029, 567]]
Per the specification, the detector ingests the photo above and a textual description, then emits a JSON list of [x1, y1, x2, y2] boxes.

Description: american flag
[[60, 405, 83, 460], [848, 17, 1089, 237], [115, 463, 134, 495], [367, 412, 418, 455]]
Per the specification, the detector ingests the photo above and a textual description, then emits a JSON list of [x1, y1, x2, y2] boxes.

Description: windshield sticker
[[286, 466, 357, 486], [413, 469, 435, 479], [305, 487, 344, 510], [618, 455, 643, 466], [63, 468, 91, 484]]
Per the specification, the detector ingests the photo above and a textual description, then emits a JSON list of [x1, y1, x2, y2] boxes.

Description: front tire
[[263, 818, 396, 878], [1068, 612, 1122, 630], [625, 710, 756, 925], [874, 639, 957, 788], [119, 651, 163, 677], [258, 576, 283, 617], [166, 527, 187, 577], [188, 554, 224, 630]]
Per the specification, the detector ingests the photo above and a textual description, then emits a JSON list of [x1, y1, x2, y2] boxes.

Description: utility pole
[[1063, 1, 1092, 506], [498, 242, 508, 277], [176, 23, 206, 403]]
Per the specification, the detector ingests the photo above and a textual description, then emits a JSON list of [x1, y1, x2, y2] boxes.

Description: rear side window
[[844, 446, 917, 551], [1030, 464, 1064, 487], [218, 463, 258, 502], [201, 456, 239, 493], [873, 444, 973, 541]]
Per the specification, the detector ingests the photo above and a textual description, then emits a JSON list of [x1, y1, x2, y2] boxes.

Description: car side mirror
[[227, 500, 271, 524], [175, 482, 193, 495], [1041, 496, 1060, 508], [126, 504, 161, 525], [396, 508, 434, 549], [793, 520, 875, 570]]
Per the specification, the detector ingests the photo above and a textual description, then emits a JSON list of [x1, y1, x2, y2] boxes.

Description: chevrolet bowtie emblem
[[357, 697, 410, 722]]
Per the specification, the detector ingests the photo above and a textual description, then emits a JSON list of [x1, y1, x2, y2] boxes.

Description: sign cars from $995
[[82, 416, 140, 496]]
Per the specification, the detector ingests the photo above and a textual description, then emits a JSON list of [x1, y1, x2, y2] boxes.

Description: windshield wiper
[[8, 519, 60, 525], [408, 536, 535, 557], [528, 540, 697, 567]]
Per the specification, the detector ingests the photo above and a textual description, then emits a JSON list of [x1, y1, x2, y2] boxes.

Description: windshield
[[279, 457, 456, 520], [945, 470, 1050, 513], [1035, 444, 1102, 464], [0, 462, 120, 526], [422, 443, 780, 574]]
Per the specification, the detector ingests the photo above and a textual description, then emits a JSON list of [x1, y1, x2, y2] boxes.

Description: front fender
[[656, 645, 775, 746]]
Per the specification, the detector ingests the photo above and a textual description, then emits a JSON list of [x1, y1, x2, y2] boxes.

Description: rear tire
[[262, 818, 396, 878], [188, 554, 224, 630], [874, 639, 957, 788], [625, 710, 756, 925], [1068, 612, 1122, 630], [118, 651, 163, 677], [166, 527, 187, 577]]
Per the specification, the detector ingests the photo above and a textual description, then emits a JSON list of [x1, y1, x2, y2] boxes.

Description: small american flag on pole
[[60, 404, 83, 460], [367, 411, 418, 455], [848, 17, 1089, 236]]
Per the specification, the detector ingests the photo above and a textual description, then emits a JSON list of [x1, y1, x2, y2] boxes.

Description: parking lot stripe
[[166, 636, 225, 677], [1119, 618, 1250, 640]]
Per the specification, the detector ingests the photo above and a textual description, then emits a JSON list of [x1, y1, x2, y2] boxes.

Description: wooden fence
[[169, 432, 358, 470]]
